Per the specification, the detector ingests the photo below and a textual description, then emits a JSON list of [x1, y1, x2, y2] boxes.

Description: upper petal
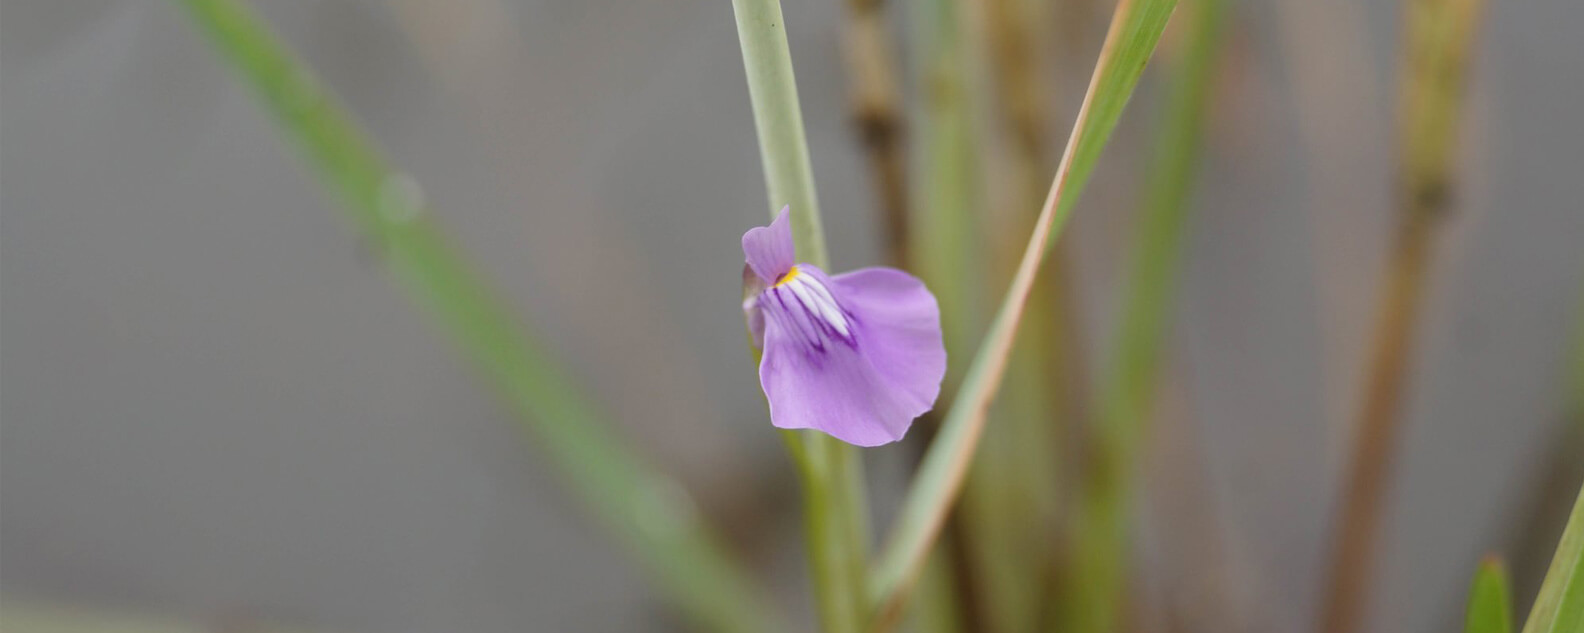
[[741, 205, 796, 284]]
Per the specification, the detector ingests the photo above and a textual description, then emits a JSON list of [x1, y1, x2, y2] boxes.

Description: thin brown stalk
[[1318, 1, 1486, 632], [841, 0, 911, 267], [1319, 215, 1436, 633]]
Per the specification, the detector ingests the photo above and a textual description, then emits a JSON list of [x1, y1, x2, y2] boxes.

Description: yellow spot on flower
[[774, 265, 801, 288]]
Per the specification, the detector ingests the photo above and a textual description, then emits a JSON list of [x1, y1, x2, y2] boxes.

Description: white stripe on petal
[[789, 275, 850, 337]]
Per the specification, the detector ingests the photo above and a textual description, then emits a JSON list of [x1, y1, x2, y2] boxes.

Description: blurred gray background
[[2, 1, 1582, 632]]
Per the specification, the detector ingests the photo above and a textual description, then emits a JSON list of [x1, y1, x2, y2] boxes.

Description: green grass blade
[[1467, 557, 1514, 633], [867, 0, 1179, 624], [1501, 284, 1584, 624], [730, 1, 872, 632], [1103, 0, 1226, 467], [1521, 485, 1584, 633], [1056, 0, 1228, 631], [1046, 0, 1179, 247], [172, 2, 783, 631]]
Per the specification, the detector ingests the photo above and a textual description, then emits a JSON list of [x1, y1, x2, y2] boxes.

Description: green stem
[[732, 0, 828, 267], [731, 1, 871, 631], [172, 1, 783, 631]]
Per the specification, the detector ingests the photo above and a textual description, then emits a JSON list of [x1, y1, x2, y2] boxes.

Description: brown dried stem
[[1318, 1, 1486, 631], [840, 0, 911, 268]]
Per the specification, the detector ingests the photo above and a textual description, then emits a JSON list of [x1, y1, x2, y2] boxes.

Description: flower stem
[[171, 1, 784, 631], [731, 1, 872, 631], [1318, 0, 1485, 631], [732, 0, 828, 268]]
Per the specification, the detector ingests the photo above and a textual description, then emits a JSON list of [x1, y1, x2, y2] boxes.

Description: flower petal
[[828, 267, 947, 412], [741, 205, 796, 284], [756, 266, 946, 446]]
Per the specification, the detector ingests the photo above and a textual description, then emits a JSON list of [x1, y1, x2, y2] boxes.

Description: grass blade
[[1055, 0, 1228, 630], [172, 2, 783, 631], [731, 1, 872, 631], [1466, 556, 1514, 633], [1501, 287, 1584, 615], [867, 0, 1179, 625], [1520, 485, 1584, 633]]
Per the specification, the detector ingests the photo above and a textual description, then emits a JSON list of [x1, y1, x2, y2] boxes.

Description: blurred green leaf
[[1466, 557, 1514, 633], [867, 0, 1179, 625], [173, 1, 783, 631], [1057, 0, 1228, 631], [1521, 485, 1584, 633]]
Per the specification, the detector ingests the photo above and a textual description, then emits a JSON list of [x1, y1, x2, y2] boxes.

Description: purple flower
[[741, 206, 947, 447]]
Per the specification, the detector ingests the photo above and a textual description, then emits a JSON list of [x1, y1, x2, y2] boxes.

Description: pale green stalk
[[733, 0, 828, 266], [868, 0, 1179, 626], [1520, 485, 1584, 633], [1466, 557, 1514, 633], [731, 2, 872, 632], [1055, 0, 1226, 630], [172, 1, 782, 632]]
